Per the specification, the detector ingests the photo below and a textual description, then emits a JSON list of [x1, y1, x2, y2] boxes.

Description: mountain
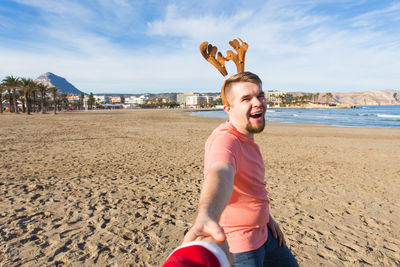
[[35, 72, 85, 95], [332, 90, 400, 105], [289, 89, 400, 106]]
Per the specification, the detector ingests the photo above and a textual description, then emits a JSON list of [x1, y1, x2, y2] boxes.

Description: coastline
[[0, 109, 399, 266], [191, 105, 400, 129]]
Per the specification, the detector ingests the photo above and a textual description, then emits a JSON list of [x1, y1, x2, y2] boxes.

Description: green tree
[[20, 78, 34, 115], [38, 83, 48, 114], [88, 92, 95, 109], [0, 83, 13, 112], [49, 86, 58, 114], [210, 98, 223, 107], [0, 84, 5, 113], [323, 92, 333, 104], [286, 94, 294, 105], [80, 92, 84, 110], [2, 75, 21, 113], [60, 93, 68, 110], [30, 81, 39, 113], [315, 93, 320, 104], [306, 93, 313, 103]]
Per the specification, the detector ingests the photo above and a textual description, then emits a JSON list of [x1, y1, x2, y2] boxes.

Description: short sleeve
[[204, 132, 239, 177]]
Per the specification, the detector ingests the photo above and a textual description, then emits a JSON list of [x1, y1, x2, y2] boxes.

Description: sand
[[0, 109, 399, 266]]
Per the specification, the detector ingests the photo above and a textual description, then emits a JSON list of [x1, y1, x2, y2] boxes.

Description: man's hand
[[183, 214, 226, 244], [267, 215, 286, 247]]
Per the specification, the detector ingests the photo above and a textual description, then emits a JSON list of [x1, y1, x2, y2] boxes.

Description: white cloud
[[350, 2, 400, 28]]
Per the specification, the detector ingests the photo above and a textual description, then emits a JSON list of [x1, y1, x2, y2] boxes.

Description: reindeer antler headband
[[200, 38, 248, 106]]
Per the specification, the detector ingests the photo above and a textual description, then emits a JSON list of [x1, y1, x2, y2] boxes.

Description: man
[[184, 72, 298, 266]]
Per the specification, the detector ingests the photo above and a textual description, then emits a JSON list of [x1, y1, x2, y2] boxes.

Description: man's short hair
[[223, 72, 262, 106]]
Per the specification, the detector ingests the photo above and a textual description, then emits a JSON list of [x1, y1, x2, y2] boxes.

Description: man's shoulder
[[205, 122, 242, 153], [208, 122, 240, 142]]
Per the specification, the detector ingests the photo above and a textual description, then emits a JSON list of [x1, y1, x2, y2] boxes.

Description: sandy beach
[[0, 109, 399, 266]]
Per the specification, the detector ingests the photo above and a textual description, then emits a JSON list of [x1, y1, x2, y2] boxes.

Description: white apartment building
[[124, 95, 148, 105], [177, 93, 197, 106], [265, 91, 285, 103], [177, 93, 215, 107], [93, 95, 109, 104], [109, 96, 122, 104], [66, 94, 80, 103], [185, 95, 207, 106], [202, 95, 214, 103]]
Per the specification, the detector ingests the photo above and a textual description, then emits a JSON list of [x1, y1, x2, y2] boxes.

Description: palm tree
[[20, 78, 34, 115], [49, 86, 58, 114], [2, 75, 21, 113], [38, 83, 48, 114], [18, 88, 26, 113], [306, 93, 313, 103], [0, 84, 4, 113], [88, 92, 95, 109], [323, 92, 333, 105], [5, 88, 12, 112], [30, 81, 39, 112], [80, 92, 84, 110], [315, 93, 320, 104], [60, 93, 68, 111]]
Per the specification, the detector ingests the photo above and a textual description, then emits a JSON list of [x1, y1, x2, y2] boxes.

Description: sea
[[192, 105, 400, 128]]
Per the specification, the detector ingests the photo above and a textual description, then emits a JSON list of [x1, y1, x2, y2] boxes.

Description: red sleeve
[[161, 245, 221, 267]]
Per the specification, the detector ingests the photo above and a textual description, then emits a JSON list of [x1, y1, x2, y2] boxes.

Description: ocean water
[[192, 105, 400, 128]]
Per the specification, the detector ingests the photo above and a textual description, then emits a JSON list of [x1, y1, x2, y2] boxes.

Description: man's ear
[[223, 105, 230, 113]]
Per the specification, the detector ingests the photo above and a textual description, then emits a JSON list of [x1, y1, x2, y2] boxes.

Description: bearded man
[[184, 72, 299, 267]]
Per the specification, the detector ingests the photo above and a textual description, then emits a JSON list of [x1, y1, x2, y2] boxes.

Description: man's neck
[[228, 121, 254, 139]]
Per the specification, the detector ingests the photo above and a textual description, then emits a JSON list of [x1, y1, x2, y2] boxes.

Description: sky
[[1, 0, 399, 94]]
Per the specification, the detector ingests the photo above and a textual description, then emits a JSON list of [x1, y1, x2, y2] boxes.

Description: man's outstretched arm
[[183, 161, 235, 244]]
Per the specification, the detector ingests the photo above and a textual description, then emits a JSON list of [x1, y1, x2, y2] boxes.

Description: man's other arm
[[183, 161, 235, 243]]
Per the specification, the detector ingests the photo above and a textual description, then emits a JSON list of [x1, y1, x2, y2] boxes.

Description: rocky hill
[[332, 90, 400, 105], [290, 89, 400, 106], [35, 72, 85, 95]]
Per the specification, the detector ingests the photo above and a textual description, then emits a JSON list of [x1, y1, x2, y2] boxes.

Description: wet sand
[[0, 109, 399, 266]]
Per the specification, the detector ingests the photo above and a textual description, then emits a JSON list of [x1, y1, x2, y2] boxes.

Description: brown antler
[[199, 41, 228, 77], [225, 38, 248, 73]]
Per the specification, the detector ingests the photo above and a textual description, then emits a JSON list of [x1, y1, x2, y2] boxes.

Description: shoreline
[[190, 110, 400, 130]]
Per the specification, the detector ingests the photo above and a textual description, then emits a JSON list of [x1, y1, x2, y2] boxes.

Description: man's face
[[224, 82, 267, 137]]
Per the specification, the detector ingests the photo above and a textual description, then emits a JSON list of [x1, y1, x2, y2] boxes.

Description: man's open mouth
[[249, 112, 263, 119]]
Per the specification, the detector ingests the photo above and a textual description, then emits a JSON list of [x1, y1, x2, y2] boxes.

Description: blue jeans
[[232, 228, 299, 267]]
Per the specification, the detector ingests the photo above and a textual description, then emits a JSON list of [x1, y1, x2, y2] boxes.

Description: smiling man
[[184, 72, 298, 266]]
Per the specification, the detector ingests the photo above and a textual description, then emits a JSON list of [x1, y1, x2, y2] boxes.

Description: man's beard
[[246, 117, 265, 134]]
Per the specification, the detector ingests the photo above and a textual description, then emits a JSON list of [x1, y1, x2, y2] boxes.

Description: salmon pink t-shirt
[[204, 122, 270, 253]]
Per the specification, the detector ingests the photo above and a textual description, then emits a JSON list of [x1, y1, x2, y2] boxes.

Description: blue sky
[[1, 0, 399, 94]]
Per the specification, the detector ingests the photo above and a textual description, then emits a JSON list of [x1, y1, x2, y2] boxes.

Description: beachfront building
[[186, 95, 207, 107], [177, 93, 197, 106], [125, 95, 148, 105], [109, 96, 122, 104], [177, 93, 214, 107], [123, 95, 148, 109], [202, 95, 214, 104], [66, 94, 80, 103], [94, 95, 109, 104], [265, 91, 285, 105]]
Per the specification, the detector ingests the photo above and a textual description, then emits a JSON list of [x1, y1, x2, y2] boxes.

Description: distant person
[[183, 72, 299, 266]]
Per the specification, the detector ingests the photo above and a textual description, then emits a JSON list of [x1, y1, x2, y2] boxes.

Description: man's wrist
[[197, 207, 219, 222]]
